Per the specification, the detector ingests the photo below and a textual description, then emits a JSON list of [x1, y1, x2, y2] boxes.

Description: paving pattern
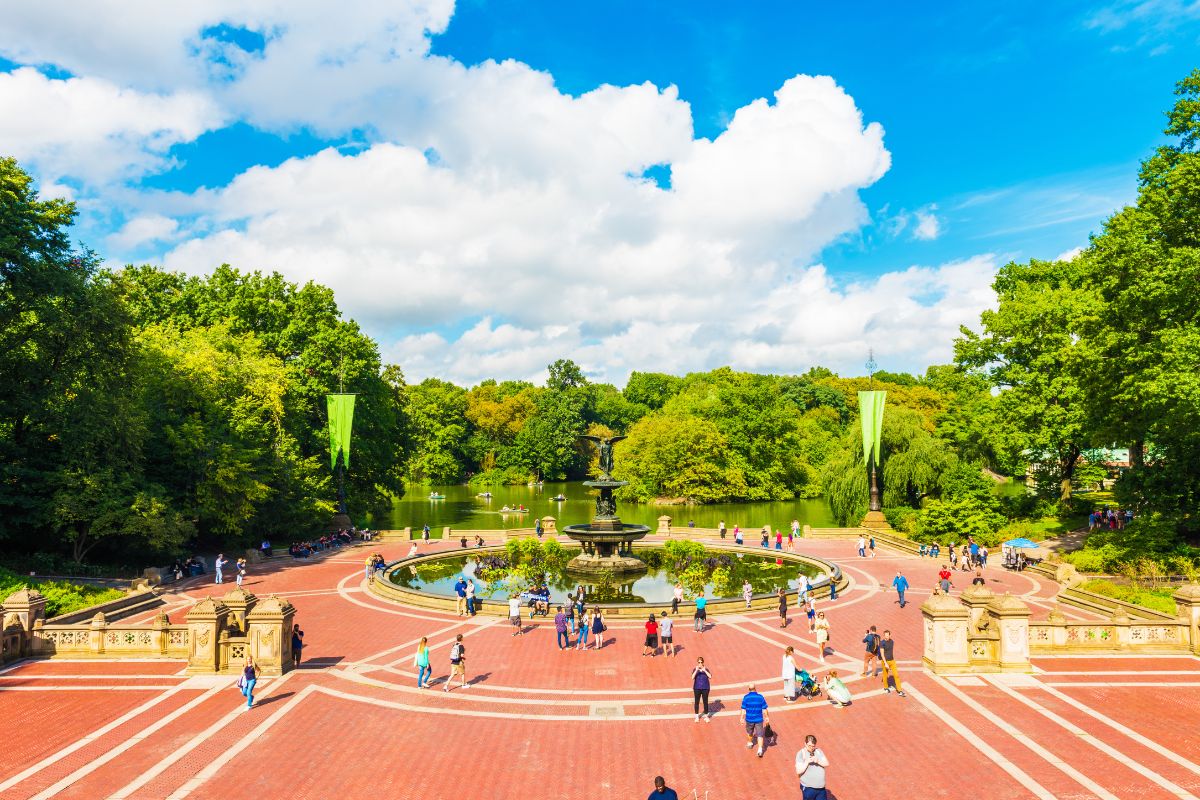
[[1, 537, 1197, 799]]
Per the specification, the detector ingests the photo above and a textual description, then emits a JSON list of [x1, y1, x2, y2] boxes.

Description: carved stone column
[[3, 589, 46, 657], [1173, 583, 1200, 655], [657, 516, 672, 536], [152, 612, 171, 655], [921, 593, 971, 674], [987, 593, 1033, 673], [186, 597, 229, 674], [246, 595, 297, 676], [221, 587, 258, 634], [89, 612, 108, 655], [542, 516, 557, 535]]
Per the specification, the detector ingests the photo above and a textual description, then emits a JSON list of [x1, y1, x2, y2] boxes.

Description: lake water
[[370, 481, 835, 534]]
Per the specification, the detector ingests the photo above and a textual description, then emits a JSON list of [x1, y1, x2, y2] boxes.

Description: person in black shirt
[[972, 570, 986, 586]]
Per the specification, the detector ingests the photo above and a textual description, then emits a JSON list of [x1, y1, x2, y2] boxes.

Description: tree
[[547, 358, 587, 391], [1076, 70, 1200, 532], [955, 257, 1097, 503], [623, 371, 683, 410], [613, 415, 748, 503]]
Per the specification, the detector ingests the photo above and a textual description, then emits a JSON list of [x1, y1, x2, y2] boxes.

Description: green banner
[[858, 390, 887, 466], [327, 394, 356, 470]]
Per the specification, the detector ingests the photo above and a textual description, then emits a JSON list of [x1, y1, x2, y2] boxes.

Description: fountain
[[562, 435, 651, 574]]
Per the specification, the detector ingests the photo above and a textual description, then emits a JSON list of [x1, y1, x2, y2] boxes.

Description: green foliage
[[914, 497, 1006, 546], [501, 537, 570, 588], [1078, 579, 1179, 615], [1062, 515, 1200, 574], [0, 567, 124, 618], [883, 507, 920, 534]]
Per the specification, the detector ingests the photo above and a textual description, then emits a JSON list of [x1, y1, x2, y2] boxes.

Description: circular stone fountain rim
[[369, 541, 847, 617]]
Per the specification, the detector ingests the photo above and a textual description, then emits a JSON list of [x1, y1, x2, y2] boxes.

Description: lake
[[370, 481, 835, 533]]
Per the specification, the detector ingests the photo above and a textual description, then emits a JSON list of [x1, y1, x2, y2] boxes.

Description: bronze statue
[[579, 434, 626, 478]]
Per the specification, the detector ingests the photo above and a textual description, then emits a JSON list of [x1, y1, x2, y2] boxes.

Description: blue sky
[[0, 1, 1196, 383]]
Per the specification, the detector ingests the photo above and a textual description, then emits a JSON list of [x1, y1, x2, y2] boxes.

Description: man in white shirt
[[508, 595, 522, 636], [857, 536, 866, 557], [796, 734, 830, 799]]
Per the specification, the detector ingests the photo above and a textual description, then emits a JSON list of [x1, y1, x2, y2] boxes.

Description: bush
[[1062, 515, 1200, 574], [883, 507, 919, 534], [1078, 579, 1178, 615], [0, 566, 124, 617], [913, 497, 1006, 546]]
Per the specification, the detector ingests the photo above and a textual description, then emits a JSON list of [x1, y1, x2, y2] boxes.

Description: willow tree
[[823, 407, 958, 526]]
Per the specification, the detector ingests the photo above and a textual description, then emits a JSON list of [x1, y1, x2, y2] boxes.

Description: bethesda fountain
[[563, 434, 650, 574]]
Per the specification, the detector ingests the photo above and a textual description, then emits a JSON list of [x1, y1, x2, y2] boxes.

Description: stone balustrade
[[2, 586, 295, 674]]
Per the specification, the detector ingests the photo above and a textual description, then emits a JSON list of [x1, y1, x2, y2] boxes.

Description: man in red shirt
[[938, 566, 953, 593]]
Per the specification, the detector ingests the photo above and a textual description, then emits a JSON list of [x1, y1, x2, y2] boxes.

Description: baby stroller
[[796, 669, 821, 700]]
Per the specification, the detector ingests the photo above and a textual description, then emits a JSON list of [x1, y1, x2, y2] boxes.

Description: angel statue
[[579, 434, 627, 479]]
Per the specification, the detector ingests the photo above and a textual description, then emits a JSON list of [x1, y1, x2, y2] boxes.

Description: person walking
[[465, 578, 477, 616], [775, 530, 783, 550], [691, 656, 712, 722], [718, 520, 727, 539], [237, 655, 259, 709], [577, 609, 591, 650], [856, 535, 866, 558], [291, 624, 304, 668], [938, 565, 953, 594], [782, 646, 798, 702], [413, 636, 431, 688], [422, 523, 430, 542], [591, 607, 605, 649], [892, 570, 910, 608], [862, 625, 881, 677], [508, 594, 522, 636], [364, 554, 375, 584], [868, 536, 876, 558], [879, 629, 906, 697], [777, 587, 789, 628], [813, 611, 830, 664], [648, 776, 679, 800], [693, 593, 708, 632], [806, 597, 817, 632], [214, 554, 228, 585], [445, 633, 468, 692], [642, 613, 659, 656], [796, 734, 831, 800], [671, 583, 683, 616], [554, 606, 570, 650], [659, 611, 675, 656], [235, 557, 247, 587], [739, 684, 770, 758], [742, 580, 754, 609]]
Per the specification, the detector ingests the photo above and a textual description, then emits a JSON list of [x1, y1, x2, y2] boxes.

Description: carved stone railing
[[1028, 608, 1189, 654], [33, 612, 190, 658], [4, 586, 295, 674]]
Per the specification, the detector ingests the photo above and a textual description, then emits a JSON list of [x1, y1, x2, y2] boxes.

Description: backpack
[[450, 643, 462, 663]]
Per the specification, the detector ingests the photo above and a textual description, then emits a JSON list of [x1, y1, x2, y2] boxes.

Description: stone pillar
[[802, 524, 812, 537], [152, 612, 171, 655], [657, 516, 672, 536], [921, 593, 971, 674], [1110, 609, 1132, 651], [1046, 605, 1069, 648], [89, 612, 108, 655], [221, 587, 258, 634], [246, 595, 297, 676], [1173, 583, 1200, 655], [186, 597, 229, 674], [3, 589, 46, 657], [402, 526, 412, 539], [442, 526, 452, 541], [542, 516, 557, 535], [987, 593, 1033, 673], [960, 584, 996, 631]]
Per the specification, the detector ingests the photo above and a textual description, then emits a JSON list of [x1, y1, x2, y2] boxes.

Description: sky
[[1, 1, 1197, 386]]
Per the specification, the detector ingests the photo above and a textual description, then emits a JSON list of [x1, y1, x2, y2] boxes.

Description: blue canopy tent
[[1003, 538, 1039, 549]]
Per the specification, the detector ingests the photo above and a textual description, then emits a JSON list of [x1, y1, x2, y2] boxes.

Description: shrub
[[1078, 579, 1178, 615], [913, 497, 1006, 546], [883, 507, 919, 534]]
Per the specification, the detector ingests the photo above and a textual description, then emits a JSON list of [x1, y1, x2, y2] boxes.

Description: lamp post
[[866, 351, 881, 513]]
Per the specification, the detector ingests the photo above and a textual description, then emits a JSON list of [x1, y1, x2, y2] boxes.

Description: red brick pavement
[[0, 537, 1195, 799]]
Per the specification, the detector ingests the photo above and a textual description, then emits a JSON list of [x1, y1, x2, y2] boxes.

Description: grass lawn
[[0, 567, 126, 617]]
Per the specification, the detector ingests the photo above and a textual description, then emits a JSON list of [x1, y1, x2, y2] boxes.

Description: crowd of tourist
[[1090, 506, 1133, 531]]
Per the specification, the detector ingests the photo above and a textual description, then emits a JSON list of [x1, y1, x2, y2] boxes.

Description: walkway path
[[1, 537, 1196, 799]]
